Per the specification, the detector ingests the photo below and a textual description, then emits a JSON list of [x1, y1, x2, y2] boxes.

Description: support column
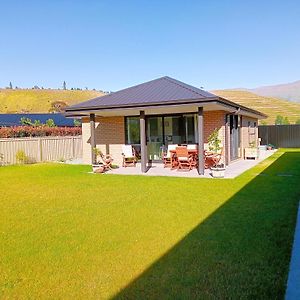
[[225, 114, 230, 166], [140, 110, 147, 173], [90, 113, 96, 164], [239, 115, 243, 159], [197, 107, 204, 175]]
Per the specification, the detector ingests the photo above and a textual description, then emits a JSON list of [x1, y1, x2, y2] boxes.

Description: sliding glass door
[[125, 114, 197, 161], [147, 116, 163, 160], [230, 114, 241, 160], [164, 115, 196, 146]]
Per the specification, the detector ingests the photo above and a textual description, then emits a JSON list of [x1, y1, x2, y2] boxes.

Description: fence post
[[72, 137, 75, 158], [38, 138, 43, 162]]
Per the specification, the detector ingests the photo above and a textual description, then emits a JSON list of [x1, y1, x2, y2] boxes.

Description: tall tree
[[63, 81, 67, 90], [275, 115, 290, 125], [283, 117, 290, 125], [275, 115, 284, 125]]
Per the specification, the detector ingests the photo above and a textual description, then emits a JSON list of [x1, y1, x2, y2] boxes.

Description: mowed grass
[[0, 89, 104, 113], [0, 149, 300, 299], [213, 90, 300, 124]]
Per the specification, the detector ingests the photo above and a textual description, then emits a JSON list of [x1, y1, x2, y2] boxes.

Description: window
[[125, 113, 197, 145], [125, 117, 140, 144]]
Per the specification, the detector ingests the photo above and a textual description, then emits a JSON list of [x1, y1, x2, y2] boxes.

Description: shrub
[[275, 115, 290, 125], [45, 119, 55, 127], [16, 150, 29, 164], [208, 128, 221, 152], [0, 126, 82, 138]]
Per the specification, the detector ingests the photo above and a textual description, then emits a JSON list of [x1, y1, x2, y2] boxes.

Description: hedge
[[0, 126, 82, 138]]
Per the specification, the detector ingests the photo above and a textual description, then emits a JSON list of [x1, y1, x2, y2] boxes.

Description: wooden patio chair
[[205, 147, 223, 168], [98, 152, 113, 170], [163, 144, 178, 168], [187, 144, 198, 169], [175, 146, 193, 171], [122, 145, 137, 167]]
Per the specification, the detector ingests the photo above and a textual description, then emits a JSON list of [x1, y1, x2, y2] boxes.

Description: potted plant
[[211, 163, 226, 178], [208, 128, 225, 178]]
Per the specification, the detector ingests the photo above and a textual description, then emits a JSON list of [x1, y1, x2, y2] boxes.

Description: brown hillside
[[0, 89, 104, 113], [212, 90, 300, 124]]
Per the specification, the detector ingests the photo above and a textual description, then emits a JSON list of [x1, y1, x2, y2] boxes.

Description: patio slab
[[106, 149, 276, 179]]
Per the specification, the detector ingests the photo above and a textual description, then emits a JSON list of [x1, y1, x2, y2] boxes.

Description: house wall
[[82, 116, 125, 165], [241, 116, 259, 157], [203, 110, 226, 144], [203, 111, 226, 164], [81, 111, 232, 165]]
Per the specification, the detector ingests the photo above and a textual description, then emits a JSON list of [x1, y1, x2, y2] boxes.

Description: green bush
[[208, 128, 221, 152], [15, 150, 29, 164]]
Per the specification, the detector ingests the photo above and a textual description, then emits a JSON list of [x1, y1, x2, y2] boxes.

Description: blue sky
[[0, 0, 299, 91]]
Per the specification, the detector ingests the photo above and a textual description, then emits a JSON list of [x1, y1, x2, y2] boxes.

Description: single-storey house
[[65, 76, 266, 175]]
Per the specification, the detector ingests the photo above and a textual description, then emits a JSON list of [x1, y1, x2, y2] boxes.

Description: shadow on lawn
[[113, 152, 300, 299]]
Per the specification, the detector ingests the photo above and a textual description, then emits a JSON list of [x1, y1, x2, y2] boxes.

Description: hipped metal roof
[[65, 76, 266, 118]]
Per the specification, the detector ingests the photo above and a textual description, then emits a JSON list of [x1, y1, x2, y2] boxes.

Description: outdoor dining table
[[169, 149, 198, 169]]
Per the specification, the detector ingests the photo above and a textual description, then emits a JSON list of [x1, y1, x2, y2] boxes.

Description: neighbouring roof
[[65, 76, 267, 118], [0, 113, 76, 127]]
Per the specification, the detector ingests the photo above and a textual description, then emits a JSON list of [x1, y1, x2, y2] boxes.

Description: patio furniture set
[[92, 143, 223, 176], [121, 144, 222, 172], [163, 144, 222, 171]]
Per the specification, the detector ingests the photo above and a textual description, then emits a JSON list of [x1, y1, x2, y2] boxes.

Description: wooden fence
[[0, 136, 82, 165], [258, 125, 300, 148]]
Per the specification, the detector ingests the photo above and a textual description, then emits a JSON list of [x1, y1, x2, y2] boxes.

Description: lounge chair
[[122, 145, 137, 167], [175, 146, 193, 171], [163, 144, 178, 168], [98, 152, 113, 169]]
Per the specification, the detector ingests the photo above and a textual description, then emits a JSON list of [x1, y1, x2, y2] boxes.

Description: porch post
[[90, 113, 96, 164], [140, 110, 147, 173], [197, 107, 204, 175], [225, 114, 230, 166]]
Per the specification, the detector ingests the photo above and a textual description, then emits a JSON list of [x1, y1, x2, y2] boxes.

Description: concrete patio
[[105, 149, 276, 179]]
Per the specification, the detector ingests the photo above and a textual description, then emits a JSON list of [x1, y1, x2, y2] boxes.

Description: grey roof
[[66, 76, 218, 110], [65, 76, 266, 118]]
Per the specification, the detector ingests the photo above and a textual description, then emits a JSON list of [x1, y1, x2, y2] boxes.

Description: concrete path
[[285, 203, 300, 300]]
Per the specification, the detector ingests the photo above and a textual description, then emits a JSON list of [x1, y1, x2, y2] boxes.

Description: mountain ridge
[[222, 79, 300, 103]]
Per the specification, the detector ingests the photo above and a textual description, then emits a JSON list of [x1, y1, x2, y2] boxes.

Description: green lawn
[[1, 149, 300, 299]]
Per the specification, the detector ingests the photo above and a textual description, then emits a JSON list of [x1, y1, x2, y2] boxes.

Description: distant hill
[[1, 87, 299, 125], [212, 90, 300, 124], [250, 80, 300, 103], [0, 89, 104, 113]]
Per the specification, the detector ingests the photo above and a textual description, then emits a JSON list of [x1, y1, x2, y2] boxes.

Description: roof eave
[[65, 96, 219, 112], [65, 96, 266, 119]]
